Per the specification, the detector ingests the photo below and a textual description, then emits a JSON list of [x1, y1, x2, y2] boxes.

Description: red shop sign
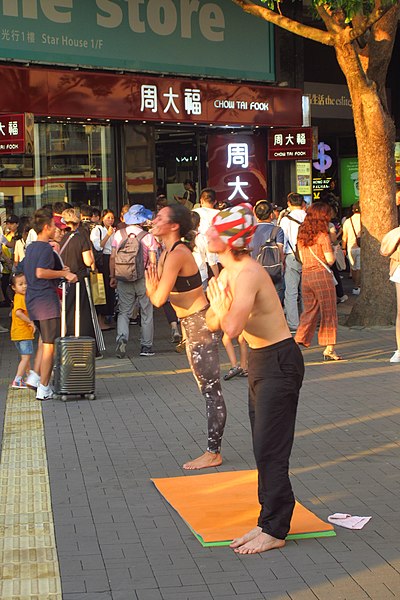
[[0, 113, 33, 155], [0, 65, 302, 128], [208, 133, 267, 206], [268, 127, 313, 160]]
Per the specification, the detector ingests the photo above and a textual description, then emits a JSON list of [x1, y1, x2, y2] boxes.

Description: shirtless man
[[205, 204, 304, 554]]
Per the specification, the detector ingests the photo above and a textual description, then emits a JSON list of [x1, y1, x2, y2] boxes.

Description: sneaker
[[223, 366, 243, 381], [171, 330, 182, 344], [140, 346, 155, 356], [0, 324, 9, 333], [390, 350, 400, 363], [338, 294, 348, 303], [26, 370, 40, 390], [115, 339, 127, 359], [12, 377, 27, 389], [352, 288, 361, 295], [36, 383, 53, 401]]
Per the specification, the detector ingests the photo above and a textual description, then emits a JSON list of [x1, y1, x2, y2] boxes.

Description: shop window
[[0, 121, 117, 216]]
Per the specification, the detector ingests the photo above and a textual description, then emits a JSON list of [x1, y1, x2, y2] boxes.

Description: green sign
[[0, 0, 275, 81], [340, 157, 359, 207]]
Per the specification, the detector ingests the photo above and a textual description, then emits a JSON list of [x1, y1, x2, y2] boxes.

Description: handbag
[[334, 245, 346, 271], [309, 247, 338, 286], [89, 271, 106, 305]]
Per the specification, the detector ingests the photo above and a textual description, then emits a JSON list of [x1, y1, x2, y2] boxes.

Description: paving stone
[[2, 308, 400, 600]]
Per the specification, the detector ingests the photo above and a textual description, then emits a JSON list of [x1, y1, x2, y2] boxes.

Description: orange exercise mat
[[152, 469, 335, 546]]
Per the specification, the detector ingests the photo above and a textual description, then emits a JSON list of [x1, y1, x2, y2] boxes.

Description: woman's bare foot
[[233, 532, 285, 554], [230, 526, 262, 548], [182, 451, 222, 470]]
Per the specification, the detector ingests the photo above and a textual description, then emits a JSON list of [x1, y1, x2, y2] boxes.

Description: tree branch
[[349, 2, 398, 41], [230, 0, 335, 45]]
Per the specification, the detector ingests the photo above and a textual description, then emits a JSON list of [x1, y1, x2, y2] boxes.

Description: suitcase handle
[[61, 280, 80, 337]]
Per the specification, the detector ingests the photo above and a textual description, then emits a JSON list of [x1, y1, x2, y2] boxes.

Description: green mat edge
[[193, 528, 336, 547]]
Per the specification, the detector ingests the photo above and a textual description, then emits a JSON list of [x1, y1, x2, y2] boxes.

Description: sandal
[[238, 369, 248, 377], [323, 351, 343, 361], [223, 366, 243, 380]]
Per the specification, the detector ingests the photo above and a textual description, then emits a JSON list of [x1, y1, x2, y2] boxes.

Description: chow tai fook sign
[[208, 134, 267, 206], [268, 128, 313, 160], [0, 65, 302, 127], [0, 113, 34, 154], [137, 79, 302, 126]]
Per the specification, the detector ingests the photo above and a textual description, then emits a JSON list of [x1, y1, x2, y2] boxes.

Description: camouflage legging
[[181, 307, 226, 453]]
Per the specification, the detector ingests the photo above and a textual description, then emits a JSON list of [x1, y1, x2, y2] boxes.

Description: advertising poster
[[340, 157, 359, 207], [296, 161, 312, 195]]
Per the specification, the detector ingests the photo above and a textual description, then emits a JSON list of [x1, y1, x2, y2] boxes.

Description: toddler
[[10, 273, 36, 389]]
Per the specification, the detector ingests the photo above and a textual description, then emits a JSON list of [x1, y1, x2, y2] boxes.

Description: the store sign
[[268, 127, 313, 160], [0, 0, 275, 81], [208, 134, 267, 206], [0, 113, 34, 154], [0, 66, 303, 127], [304, 83, 353, 120]]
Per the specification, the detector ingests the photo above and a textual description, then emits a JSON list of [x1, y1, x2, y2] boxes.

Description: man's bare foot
[[233, 532, 286, 554], [182, 451, 222, 470], [230, 526, 262, 548]]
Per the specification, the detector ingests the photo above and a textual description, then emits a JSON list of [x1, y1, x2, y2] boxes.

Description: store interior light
[[67, 117, 71, 120], [87, 118, 91, 121], [142, 120, 146, 124], [106, 119, 110, 122], [125, 120, 129, 123]]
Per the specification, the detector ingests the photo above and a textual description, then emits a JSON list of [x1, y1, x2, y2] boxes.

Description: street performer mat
[[152, 469, 335, 547]]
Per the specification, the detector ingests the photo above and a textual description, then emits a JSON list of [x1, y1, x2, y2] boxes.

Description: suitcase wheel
[[61, 395, 68, 402], [87, 394, 96, 400]]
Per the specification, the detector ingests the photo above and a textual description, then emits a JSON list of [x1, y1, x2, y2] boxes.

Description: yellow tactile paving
[[0, 388, 62, 600]]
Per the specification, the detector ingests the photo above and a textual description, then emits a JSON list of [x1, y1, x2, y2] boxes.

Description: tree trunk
[[335, 40, 397, 326]]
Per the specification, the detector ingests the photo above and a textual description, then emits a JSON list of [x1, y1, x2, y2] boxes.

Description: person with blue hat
[[110, 204, 158, 358]]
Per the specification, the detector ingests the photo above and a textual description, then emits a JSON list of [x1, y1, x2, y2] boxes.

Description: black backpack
[[256, 226, 283, 283]]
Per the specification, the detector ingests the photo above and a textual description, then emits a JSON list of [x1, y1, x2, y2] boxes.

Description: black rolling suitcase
[[53, 281, 96, 401]]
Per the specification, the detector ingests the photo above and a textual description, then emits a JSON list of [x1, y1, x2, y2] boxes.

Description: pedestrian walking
[[110, 204, 157, 358], [295, 202, 341, 360]]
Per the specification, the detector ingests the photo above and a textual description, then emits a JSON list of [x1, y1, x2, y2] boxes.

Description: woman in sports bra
[[146, 204, 226, 471]]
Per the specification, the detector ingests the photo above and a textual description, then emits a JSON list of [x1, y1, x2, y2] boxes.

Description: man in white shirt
[[279, 193, 307, 333], [342, 201, 361, 294], [193, 188, 220, 278]]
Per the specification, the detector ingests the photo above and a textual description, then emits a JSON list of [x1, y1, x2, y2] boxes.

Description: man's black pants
[[248, 337, 304, 540]]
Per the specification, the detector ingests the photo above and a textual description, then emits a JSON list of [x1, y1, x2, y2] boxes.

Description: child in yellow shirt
[[10, 273, 35, 389]]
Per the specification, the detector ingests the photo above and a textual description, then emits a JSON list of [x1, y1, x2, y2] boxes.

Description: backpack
[[115, 228, 148, 282], [256, 226, 283, 283]]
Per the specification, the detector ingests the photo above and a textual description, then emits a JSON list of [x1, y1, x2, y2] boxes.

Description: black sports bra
[[168, 241, 202, 293]]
